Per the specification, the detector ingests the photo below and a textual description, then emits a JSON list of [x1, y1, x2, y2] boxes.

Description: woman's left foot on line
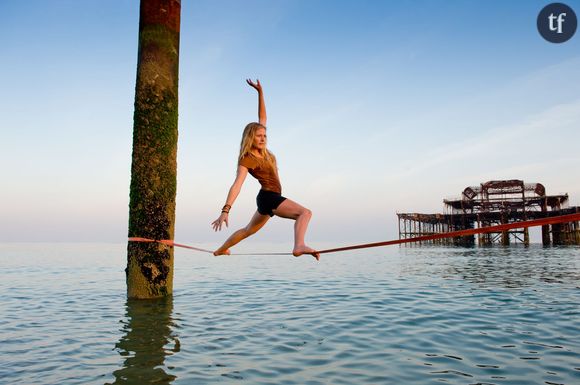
[[293, 246, 320, 261]]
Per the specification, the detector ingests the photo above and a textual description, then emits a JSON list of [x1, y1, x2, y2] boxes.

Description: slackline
[[128, 212, 580, 256]]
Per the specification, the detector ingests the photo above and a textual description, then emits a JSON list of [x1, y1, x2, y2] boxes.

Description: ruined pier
[[398, 180, 580, 246]]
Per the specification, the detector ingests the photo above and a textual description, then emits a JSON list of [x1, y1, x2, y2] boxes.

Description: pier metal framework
[[398, 180, 580, 246]]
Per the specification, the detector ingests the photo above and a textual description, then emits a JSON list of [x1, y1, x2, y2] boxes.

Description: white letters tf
[[549, 12, 567, 33]]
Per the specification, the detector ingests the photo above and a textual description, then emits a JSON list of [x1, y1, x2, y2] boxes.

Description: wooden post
[[127, 0, 181, 299]]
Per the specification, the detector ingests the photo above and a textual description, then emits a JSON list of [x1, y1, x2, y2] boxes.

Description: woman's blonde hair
[[239, 122, 277, 169]]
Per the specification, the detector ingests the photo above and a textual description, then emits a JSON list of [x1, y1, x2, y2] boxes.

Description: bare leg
[[272, 199, 320, 260], [214, 211, 270, 256]]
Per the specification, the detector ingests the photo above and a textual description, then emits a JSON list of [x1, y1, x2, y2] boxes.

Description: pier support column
[[542, 225, 551, 246], [501, 214, 510, 246], [551, 224, 562, 245]]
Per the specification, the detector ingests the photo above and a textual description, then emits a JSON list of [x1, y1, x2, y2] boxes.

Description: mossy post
[[127, 0, 181, 299]]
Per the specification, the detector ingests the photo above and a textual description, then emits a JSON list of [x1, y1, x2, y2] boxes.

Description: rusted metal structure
[[398, 180, 580, 246]]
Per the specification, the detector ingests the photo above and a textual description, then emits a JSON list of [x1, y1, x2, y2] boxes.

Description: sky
[[1, 0, 579, 246]]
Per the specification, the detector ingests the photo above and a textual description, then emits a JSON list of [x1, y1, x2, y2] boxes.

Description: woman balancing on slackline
[[211, 79, 320, 260]]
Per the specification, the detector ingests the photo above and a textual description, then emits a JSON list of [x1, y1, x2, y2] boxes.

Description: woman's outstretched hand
[[211, 213, 229, 231], [246, 78, 262, 93]]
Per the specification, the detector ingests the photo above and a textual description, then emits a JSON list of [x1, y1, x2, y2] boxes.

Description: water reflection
[[453, 247, 580, 288], [399, 246, 580, 288], [107, 297, 179, 385]]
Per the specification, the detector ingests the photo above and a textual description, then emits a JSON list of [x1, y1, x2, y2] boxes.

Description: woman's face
[[252, 127, 267, 150]]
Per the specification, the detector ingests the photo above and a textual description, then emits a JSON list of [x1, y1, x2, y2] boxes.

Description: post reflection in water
[[107, 297, 180, 385]]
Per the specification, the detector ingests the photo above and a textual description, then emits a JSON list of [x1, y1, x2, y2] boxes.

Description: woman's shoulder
[[238, 153, 259, 169]]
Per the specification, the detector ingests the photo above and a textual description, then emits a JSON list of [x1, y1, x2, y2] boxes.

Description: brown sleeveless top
[[238, 154, 282, 193]]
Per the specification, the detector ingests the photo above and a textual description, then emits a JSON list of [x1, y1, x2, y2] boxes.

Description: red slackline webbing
[[128, 237, 214, 253], [128, 212, 580, 255]]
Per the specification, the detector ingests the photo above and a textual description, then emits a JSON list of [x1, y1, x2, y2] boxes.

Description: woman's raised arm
[[246, 78, 267, 126]]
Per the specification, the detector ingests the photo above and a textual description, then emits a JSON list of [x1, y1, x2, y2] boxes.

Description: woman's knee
[[302, 208, 312, 218]]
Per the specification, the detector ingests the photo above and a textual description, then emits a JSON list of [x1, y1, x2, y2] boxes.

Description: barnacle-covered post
[[127, 0, 181, 299]]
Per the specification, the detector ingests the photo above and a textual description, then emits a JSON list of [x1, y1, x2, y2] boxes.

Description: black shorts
[[256, 189, 287, 217]]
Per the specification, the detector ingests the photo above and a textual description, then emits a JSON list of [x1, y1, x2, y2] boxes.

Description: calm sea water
[[1, 243, 579, 385]]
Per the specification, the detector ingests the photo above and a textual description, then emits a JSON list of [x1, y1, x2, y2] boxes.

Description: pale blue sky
[[1, 0, 579, 245]]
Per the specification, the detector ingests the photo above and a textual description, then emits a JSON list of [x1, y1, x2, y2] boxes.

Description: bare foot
[[213, 248, 231, 256], [292, 245, 320, 261]]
